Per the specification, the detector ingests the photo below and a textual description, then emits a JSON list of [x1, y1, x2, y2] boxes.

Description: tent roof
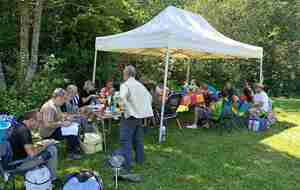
[[95, 6, 263, 59]]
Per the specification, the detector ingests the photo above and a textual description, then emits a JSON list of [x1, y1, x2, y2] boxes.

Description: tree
[[26, 0, 46, 82]]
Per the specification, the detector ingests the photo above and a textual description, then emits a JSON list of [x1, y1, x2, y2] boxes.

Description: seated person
[[99, 80, 114, 104], [181, 80, 189, 94], [250, 83, 270, 116], [80, 80, 97, 107], [221, 81, 237, 101], [189, 84, 213, 128], [61, 85, 80, 113], [9, 111, 58, 181], [153, 83, 170, 110], [243, 81, 254, 103], [189, 79, 199, 92], [40, 88, 82, 160], [199, 83, 213, 107]]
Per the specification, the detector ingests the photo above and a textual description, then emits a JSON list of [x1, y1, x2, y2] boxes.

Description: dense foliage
[[0, 0, 299, 115]]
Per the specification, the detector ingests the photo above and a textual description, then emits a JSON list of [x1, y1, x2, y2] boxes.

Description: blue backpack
[[0, 114, 20, 170]]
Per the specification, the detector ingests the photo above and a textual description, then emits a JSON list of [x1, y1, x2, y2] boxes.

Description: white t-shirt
[[120, 77, 153, 119], [253, 91, 270, 112]]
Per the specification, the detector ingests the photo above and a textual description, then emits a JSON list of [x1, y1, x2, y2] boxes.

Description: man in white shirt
[[252, 83, 270, 114], [119, 65, 153, 170]]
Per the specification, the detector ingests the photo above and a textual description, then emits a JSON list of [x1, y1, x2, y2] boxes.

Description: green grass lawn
[[11, 98, 300, 189]]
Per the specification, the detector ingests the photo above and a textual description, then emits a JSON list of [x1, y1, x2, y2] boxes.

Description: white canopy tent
[[93, 6, 263, 143]]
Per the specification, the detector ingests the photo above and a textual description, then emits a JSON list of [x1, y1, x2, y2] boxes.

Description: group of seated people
[[178, 80, 274, 129], [6, 79, 117, 184]]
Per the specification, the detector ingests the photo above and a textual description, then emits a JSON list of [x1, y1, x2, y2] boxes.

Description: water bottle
[[161, 125, 166, 142]]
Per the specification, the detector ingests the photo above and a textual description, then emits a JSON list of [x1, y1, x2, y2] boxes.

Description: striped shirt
[[39, 99, 63, 138]]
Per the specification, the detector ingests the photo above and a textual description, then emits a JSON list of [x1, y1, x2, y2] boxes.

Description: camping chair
[[154, 93, 183, 129], [210, 98, 236, 134], [0, 141, 50, 190], [231, 101, 250, 130]]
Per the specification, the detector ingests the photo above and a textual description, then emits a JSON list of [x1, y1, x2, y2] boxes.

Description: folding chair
[[0, 141, 50, 190], [231, 101, 250, 130], [210, 98, 235, 134], [154, 93, 183, 129]]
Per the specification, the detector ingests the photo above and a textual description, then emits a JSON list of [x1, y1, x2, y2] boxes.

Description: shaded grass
[[6, 98, 300, 189]]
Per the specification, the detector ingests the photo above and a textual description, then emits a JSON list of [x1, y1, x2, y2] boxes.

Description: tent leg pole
[[92, 50, 98, 84], [159, 47, 170, 143], [186, 59, 191, 83], [259, 56, 263, 84]]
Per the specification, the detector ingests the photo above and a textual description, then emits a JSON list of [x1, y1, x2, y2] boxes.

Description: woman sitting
[[80, 80, 97, 107], [188, 83, 213, 128], [61, 85, 80, 113], [242, 81, 254, 103], [100, 80, 114, 98], [153, 83, 170, 110]]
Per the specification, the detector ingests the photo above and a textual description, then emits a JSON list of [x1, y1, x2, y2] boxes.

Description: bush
[[0, 55, 67, 117]]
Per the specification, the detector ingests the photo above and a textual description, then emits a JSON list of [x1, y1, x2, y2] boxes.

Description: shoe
[[185, 124, 198, 129], [68, 153, 82, 160]]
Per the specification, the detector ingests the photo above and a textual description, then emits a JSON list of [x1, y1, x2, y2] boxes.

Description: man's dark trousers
[[119, 117, 144, 170]]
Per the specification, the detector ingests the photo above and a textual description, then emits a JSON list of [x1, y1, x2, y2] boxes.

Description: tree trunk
[[0, 61, 6, 90], [18, 0, 30, 84], [25, 0, 45, 82]]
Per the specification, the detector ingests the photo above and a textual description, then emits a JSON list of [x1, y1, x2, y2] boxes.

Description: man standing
[[9, 111, 58, 181], [119, 65, 153, 170]]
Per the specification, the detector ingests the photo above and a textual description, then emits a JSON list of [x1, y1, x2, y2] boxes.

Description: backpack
[[211, 100, 224, 120], [25, 165, 52, 190], [248, 116, 268, 132], [0, 114, 20, 170], [62, 171, 104, 190], [0, 114, 19, 144]]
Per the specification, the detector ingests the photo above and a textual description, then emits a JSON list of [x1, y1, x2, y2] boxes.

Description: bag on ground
[[25, 165, 52, 190], [248, 117, 268, 132], [62, 170, 103, 190], [82, 132, 103, 154]]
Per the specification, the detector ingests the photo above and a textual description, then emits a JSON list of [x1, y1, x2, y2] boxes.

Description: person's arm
[[21, 130, 41, 157], [82, 95, 96, 104], [24, 144, 40, 157]]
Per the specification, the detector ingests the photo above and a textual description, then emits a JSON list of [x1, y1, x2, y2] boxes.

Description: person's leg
[[119, 118, 135, 170], [45, 145, 58, 180], [49, 127, 64, 141], [65, 135, 80, 154], [133, 119, 144, 165], [49, 127, 80, 156]]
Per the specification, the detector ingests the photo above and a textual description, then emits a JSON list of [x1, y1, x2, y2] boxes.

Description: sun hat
[[255, 83, 264, 89]]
